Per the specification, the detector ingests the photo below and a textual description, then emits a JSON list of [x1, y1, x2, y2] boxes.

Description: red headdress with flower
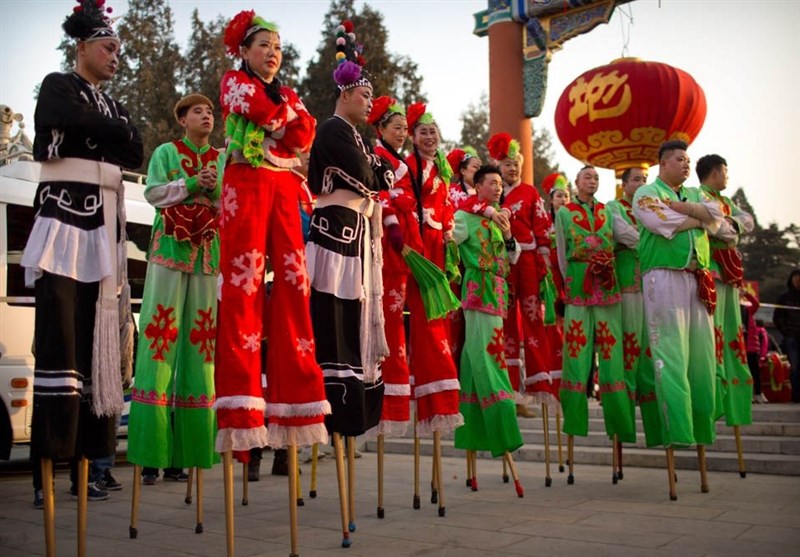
[[486, 132, 521, 162], [223, 10, 279, 57]]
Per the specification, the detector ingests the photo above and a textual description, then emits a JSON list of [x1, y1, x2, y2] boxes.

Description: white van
[[0, 158, 155, 459]]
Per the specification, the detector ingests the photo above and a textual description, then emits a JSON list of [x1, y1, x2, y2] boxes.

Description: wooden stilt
[[504, 452, 524, 497], [77, 456, 88, 557], [310, 443, 319, 498], [223, 451, 235, 557], [333, 433, 350, 547], [434, 431, 446, 516], [502, 455, 509, 483], [346, 436, 356, 532], [612, 434, 619, 484], [666, 447, 677, 500], [465, 448, 472, 488], [377, 434, 385, 518], [556, 412, 565, 473], [470, 451, 478, 491], [413, 411, 420, 509], [288, 445, 299, 557], [42, 458, 56, 556], [241, 461, 249, 506], [617, 438, 624, 480], [195, 468, 204, 534], [185, 467, 194, 504], [130, 464, 141, 539], [734, 425, 746, 478], [296, 454, 304, 507], [542, 404, 552, 487], [567, 435, 575, 484], [697, 445, 709, 493], [430, 447, 439, 504]]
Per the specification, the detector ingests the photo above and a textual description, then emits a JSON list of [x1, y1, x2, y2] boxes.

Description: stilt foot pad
[[310, 490, 317, 498], [567, 474, 574, 485], [130, 527, 138, 539], [185, 496, 192, 505], [195, 523, 203, 534], [297, 498, 305, 507], [558, 465, 565, 473], [739, 471, 746, 479], [377, 507, 384, 519], [348, 521, 356, 533], [502, 474, 509, 484], [242, 498, 248, 506], [545, 477, 552, 487], [430, 489, 438, 504], [438, 507, 446, 517], [413, 495, 420, 509]]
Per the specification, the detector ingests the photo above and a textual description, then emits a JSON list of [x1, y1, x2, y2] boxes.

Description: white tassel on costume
[[360, 202, 389, 384], [92, 294, 124, 416]]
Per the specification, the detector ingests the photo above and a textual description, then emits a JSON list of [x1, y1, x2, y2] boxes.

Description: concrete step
[[516, 416, 800, 437], [580, 402, 800, 423], [368, 437, 800, 476]]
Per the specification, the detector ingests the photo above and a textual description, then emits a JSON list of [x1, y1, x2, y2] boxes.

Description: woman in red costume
[[369, 96, 412, 437], [215, 10, 330, 461]]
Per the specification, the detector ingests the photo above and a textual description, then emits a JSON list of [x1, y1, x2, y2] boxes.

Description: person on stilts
[[306, 21, 393, 546], [20, 1, 143, 552]]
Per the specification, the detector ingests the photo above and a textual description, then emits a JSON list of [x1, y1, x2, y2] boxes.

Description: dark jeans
[[782, 336, 800, 402], [747, 351, 762, 395]]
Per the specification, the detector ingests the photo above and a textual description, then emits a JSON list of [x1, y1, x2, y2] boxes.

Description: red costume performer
[[370, 96, 413, 437], [487, 133, 554, 406], [214, 12, 330, 459], [389, 103, 463, 436]]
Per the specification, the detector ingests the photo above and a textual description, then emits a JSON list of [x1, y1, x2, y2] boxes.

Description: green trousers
[[642, 269, 716, 447], [714, 281, 753, 426], [621, 292, 663, 447], [560, 302, 636, 442], [127, 264, 219, 469], [454, 310, 523, 458]]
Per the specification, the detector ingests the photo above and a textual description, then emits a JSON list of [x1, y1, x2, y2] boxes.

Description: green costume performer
[[452, 206, 524, 457], [607, 197, 663, 447], [633, 178, 724, 447], [555, 199, 635, 442], [700, 184, 755, 427], [127, 134, 225, 470]]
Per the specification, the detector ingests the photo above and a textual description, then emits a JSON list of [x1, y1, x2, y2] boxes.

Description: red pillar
[[488, 21, 534, 185]]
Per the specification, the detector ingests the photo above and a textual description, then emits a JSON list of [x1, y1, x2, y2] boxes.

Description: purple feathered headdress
[[333, 20, 371, 91]]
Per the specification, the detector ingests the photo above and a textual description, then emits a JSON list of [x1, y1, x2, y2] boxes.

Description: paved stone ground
[[1, 451, 799, 557]]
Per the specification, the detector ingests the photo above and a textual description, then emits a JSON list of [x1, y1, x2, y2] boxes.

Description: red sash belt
[[162, 202, 218, 246], [584, 251, 616, 295], [694, 268, 717, 314]]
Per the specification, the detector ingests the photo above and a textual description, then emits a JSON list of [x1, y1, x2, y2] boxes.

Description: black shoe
[[163, 470, 189, 482], [70, 482, 109, 501], [96, 471, 122, 491], [272, 449, 288, 476], [248, 459, 261, 482], [33, 489, 44, 509]]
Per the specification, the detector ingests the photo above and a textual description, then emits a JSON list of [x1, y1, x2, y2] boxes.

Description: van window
[[6, 203, 35, 307], [4, 204, 152, 308]]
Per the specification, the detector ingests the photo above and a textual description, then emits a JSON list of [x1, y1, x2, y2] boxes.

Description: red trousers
[[504, 251, 552, 401], [215, 164, 329, 458]]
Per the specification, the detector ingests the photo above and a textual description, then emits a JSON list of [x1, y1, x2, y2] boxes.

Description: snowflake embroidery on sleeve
[[283, 249, 310, 296], [527, 336, 540, 349], [534, 197, 548, 220], [221, 185, 238, 225], [509, 201, 523, 214], [242, 332, 261, 353], [230, 249, 265, 296], [223, 77, 255, 114], [296, 337, 315, 356]]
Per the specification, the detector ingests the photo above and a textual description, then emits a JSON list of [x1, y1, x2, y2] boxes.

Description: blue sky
[[1, 0, 798, 228]]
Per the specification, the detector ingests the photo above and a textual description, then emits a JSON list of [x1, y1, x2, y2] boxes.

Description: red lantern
[[554, 57, 706, 175]]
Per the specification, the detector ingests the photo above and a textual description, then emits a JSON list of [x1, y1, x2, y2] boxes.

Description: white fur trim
[[524, 372, 553, 386], [267, 399, 332, 418], [414, 379, 461, 398], [214, 395, 267, 411], [383, 214, 400, 227], [384, 383, 411, 396]]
